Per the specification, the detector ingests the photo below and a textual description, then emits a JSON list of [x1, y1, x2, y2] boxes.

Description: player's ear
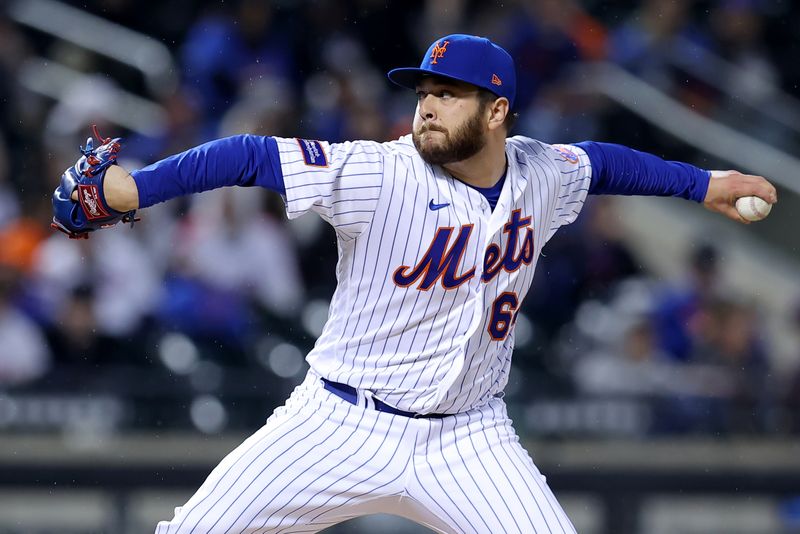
[[486, 97, 509, 132]]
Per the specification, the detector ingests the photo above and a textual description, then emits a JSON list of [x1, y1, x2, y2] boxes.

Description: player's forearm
[[104, 165, 140, 211], [576, 141, 710, 202], [131, 135, 285, 208], [69, 164, 139, 212]]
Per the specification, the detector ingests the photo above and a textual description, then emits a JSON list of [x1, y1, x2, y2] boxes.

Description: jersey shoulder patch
[[296, 139, 328, 167], [551, 144, 580, 165]]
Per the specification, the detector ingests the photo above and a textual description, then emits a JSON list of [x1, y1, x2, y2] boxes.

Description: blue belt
[[321, 378, 447, 419]]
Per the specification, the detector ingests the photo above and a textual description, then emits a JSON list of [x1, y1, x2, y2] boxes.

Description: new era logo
[[491, 74, 502, 86]]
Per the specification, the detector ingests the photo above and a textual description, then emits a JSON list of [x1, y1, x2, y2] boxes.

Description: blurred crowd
[[2, 0, 800, 436]]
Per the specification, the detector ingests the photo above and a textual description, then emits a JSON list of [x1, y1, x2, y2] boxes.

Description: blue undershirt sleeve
[[575, 141, 710, 203], [131, 134, 285, 209]]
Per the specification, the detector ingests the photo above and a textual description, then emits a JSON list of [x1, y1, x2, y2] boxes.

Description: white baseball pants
[[155, 372, 576, 533]]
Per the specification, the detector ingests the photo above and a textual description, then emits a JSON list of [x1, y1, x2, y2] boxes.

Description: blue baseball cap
[[387, 34, 517, 109]]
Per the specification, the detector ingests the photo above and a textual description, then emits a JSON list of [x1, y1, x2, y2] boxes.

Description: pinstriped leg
[[408, 400, 577, 534], [154, 380, 415, 534]]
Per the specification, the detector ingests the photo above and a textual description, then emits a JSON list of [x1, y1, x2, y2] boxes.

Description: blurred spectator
[[0, 133, 19, 227], [496, 0, 609, 140], [44, 283, 119, 368], [609, 0, 706, 88], [43, 75, 122, 166], [180, 0, 295, 132], [607, 0, 723, 129], [0, 263, 51, 386], [125, 89, 205, 162], [32, 229, 161, 338], [523, 219, 588, 340], [0, 12, 31, 88], [710, 0, 779, 104], [0, 218, 51, 386], [653, 242, 721, 362], [581, 198, 642, 300], [715, 299, 772, 430], [570, 287, 772, 434], [300, 33, 391, 142], [690, 298, 773, 433], [523, 199, 641, 340], [156, 187, 304, 350], [417, 0, 466, 51], [786, 301, 800, 433], [0, 11, 44, 203], [172, 187, 304, 318], [219, 79, 297, 138], [0, 217, 46, 274], [708, 0, 786, 146], [502, 0, 583, 111], [573, 317, 678, 396]]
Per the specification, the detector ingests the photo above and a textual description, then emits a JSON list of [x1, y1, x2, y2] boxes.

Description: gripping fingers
[[736, 174, 777, 205], [729, 171, 778, 204], [706, 170, 778, 220]]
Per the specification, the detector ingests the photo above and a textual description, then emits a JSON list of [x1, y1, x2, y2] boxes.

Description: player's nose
[[417, 95, 436, 121]]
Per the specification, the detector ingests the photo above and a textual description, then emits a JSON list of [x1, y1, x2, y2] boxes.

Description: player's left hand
[[51, 126, 139, 239], [703, 170, 777, 224]]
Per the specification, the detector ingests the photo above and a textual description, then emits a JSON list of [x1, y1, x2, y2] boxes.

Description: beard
[[412, 108, 487, 166]]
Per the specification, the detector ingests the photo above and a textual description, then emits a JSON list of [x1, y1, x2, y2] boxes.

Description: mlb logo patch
[[553, 144, 579, 165], [296, 139, 328, 167]]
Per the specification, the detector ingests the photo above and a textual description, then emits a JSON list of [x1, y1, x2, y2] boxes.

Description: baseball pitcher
[[52, 34, 777, 533]]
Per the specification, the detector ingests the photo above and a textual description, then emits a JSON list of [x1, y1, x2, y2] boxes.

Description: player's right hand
[[703, 169, 777, 224], [51, 126, 139, 239]]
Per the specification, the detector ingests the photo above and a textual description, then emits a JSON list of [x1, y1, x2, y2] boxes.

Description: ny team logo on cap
[[387, 34, 518, 108], [430, 40, 449, 64]]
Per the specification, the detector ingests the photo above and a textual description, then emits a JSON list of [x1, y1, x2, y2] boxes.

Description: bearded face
[[412, 104, 488, 166]]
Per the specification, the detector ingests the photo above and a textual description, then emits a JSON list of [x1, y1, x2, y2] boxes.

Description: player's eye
[[439, 90, 454, 100]]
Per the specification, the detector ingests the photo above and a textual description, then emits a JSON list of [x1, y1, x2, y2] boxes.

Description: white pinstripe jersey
[[276, 134, 591, 415]]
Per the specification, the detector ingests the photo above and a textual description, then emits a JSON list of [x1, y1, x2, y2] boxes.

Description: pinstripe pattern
[[277, 135, 591, 415], [156, 374, 576, 533], [156, 135, 590, 532]]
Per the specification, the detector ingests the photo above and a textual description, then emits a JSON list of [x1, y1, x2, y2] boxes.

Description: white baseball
[[735, 196, 772, 221]]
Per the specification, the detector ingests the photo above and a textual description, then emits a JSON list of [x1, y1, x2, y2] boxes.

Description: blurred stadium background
[[1, 0, 800, 532]]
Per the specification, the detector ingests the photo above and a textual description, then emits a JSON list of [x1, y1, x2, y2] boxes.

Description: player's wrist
[[101, 165, 139, 212]]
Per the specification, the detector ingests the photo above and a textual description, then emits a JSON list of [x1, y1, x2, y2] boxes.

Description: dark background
[[1, 1, 800, 532]]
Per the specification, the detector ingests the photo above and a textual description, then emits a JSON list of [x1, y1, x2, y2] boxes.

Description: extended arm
[[132, 135, 285, 208], [576, 141, 777, 223], [63, 134, 287, 231]]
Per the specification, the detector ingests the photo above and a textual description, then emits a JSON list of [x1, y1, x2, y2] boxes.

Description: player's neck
[[443, 136, 507, 188]]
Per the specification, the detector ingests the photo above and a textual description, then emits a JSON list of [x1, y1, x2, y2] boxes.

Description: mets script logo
[[393, 210, 534, 290], [430, 40, 450, 64]]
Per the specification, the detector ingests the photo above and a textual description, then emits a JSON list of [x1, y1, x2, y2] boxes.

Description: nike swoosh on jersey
[[429, 200, 450, 211]]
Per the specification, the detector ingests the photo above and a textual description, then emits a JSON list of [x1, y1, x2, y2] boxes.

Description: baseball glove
[[51, 126, 139, 239]]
